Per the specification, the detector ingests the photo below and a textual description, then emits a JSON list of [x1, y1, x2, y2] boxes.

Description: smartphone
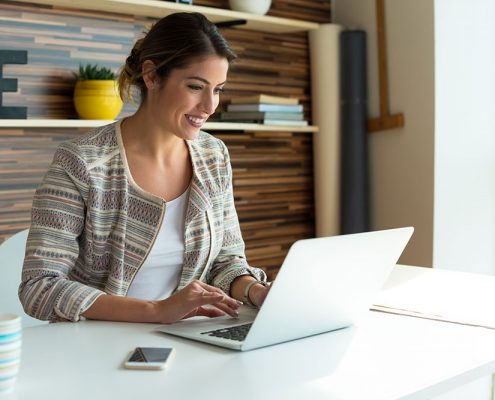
[[124, 347, 175, 370]]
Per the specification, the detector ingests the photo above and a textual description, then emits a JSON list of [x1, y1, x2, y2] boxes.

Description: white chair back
[[0, 229, 47, 327]]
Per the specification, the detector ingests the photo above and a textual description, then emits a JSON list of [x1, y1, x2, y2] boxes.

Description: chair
[[0, 229, 47, 327]]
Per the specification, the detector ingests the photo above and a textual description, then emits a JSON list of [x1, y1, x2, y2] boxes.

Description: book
[[230, 94, 299, 105], [220, 111, 304, 121], [221, 119, 308, 126], [227, 104, 304, 112], [262, 119, 308, 126]]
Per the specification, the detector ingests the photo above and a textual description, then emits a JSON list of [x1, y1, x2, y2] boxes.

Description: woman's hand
[[154, 280, 242, 324], [249, 282, 272, 307]]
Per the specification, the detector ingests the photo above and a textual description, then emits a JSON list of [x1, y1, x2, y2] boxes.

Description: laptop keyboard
[[201, 323, 253, 342]]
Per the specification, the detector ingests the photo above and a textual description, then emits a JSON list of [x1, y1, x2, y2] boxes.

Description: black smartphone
[[124, 347, 175, 370]]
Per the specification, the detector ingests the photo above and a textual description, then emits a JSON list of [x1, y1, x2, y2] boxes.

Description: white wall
[[334, 0, 495, 273], [434, 0, 495, 275], [334, 0, 435, 267]]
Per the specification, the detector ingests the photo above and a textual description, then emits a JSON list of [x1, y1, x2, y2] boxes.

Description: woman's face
[[146, 55, 229, 140]]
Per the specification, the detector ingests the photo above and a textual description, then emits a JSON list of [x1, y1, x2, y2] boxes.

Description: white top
[[126, 188, 190, 301]]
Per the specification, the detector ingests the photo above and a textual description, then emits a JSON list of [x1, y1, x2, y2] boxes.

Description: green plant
[[76, 64, 116, 80]]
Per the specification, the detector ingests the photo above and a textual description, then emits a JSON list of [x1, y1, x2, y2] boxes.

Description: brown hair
[[118, 12, 237, 103]]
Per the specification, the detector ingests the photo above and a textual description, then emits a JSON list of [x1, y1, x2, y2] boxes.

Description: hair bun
[[127, 48, 139, 68]]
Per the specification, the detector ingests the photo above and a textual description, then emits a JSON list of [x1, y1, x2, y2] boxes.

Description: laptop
[[158, 227, 414, 351]]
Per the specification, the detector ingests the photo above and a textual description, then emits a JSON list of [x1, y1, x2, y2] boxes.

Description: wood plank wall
[[0, 1, 331, 279], [0, 127, 81, 236]]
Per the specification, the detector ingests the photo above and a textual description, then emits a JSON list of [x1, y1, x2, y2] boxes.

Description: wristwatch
[[243, 280, 268, 307]]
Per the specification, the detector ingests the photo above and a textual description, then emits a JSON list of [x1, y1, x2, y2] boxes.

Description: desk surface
[[6, 266, 495, 400]]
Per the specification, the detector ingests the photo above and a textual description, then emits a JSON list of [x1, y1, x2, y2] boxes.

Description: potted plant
[[73, 64, 123, 120]]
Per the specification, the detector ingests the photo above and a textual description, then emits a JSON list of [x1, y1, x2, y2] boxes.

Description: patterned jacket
[[19, 121, 266, 322]]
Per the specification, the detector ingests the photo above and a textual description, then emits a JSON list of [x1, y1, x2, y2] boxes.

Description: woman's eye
[[188, 85, 202, 91], [215, 87, 225, 94]]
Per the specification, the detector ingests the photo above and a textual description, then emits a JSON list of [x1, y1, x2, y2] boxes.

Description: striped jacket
[[19, 121, 266, 322]]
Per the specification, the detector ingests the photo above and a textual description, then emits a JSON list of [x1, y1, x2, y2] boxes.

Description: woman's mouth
[[185, 114, 206, 128]]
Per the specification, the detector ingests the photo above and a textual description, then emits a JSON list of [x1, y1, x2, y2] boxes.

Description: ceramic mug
[[0, 313, 22, 395]]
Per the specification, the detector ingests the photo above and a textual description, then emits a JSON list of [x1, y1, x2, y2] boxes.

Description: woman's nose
[[200, 91, 218, 115]]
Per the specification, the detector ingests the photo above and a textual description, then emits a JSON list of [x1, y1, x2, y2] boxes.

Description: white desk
[[6, 266, 495, 400]]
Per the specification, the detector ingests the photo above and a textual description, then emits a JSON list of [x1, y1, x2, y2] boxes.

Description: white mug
[[0, 313, 22, 395]]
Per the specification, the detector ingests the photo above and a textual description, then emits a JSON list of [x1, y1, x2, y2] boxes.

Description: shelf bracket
[[215, 19, 247, 28], [367, 0, 405, 132]]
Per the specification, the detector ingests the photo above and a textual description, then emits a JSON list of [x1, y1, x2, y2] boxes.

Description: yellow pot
[[74, 80, 123, 120]]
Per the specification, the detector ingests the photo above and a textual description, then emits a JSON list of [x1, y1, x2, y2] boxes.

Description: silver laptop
[[158, 227, 414, 351]]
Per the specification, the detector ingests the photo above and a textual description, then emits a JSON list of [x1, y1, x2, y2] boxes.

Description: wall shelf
[[0, 119, 318, 132], [13, 0, 319, 33]]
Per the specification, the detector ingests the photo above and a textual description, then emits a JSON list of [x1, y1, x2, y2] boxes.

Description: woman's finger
[[189, 287, 238, 317], [193, 306, 226, 318], [174, 281, 241, 319], [211, 298, 242, 318], [194, 293, 239, 318], [195, 281, 241, 310]]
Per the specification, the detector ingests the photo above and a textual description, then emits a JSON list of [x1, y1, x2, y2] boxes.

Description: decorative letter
[[0, 50, 28, 119]]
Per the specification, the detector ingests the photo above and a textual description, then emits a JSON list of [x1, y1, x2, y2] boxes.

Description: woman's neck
[[121, 108, 187, 167]]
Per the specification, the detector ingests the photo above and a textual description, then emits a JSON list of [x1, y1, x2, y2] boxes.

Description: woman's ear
[[142, 60, 158, 90]]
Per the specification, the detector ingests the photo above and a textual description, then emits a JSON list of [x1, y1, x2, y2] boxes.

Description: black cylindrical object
[[340, 30, 370, 234]]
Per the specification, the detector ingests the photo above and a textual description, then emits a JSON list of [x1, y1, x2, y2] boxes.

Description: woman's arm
[[19, 144, 105, 322], [83, 280, 241, 323]]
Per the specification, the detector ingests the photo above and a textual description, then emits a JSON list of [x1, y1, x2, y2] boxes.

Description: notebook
[[158, 227, 414, 351]]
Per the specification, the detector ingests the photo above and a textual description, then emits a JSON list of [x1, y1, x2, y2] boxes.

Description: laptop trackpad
[[159, 306, 258, 334]]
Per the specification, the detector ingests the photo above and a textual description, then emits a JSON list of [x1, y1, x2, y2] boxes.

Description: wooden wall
[[0, 1, 331, 279]]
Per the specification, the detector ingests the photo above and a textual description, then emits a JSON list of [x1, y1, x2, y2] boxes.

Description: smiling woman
[[19, 12, 271, 325]]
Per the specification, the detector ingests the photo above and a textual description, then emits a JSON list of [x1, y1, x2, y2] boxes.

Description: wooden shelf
[[0, 119, 318, 132], [206, 122, 318, 132], [0, 119, 115, 128], [13, 0, 319, 33]]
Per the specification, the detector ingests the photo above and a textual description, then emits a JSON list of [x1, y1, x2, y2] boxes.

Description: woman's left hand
[[249, 282, 272, 307]]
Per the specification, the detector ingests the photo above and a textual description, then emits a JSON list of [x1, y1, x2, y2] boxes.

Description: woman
[[19, 12, 270, 323]]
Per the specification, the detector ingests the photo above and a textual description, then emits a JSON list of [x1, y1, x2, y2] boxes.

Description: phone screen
[[128, 347, 173, 363]]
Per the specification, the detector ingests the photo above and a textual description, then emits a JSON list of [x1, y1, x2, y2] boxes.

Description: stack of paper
[[372, 265, 495, 329]]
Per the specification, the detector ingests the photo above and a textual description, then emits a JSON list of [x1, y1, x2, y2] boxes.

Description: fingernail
[[236, 300, 243, 305]]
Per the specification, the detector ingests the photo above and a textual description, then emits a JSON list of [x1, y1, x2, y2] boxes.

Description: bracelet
[[243, 280, 267, 307]]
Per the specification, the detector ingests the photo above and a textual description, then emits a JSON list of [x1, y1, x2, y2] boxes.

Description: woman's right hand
[[153, 280, 242, 324]]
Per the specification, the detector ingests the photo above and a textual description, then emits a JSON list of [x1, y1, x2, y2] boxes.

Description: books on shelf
[[258, 120, 308, 126], [230, 94, 299, 105], [220, 111, 304, 121], [226, 103, 303, 112], [220, 119, 308, 126], [224, 94, 309, 127]]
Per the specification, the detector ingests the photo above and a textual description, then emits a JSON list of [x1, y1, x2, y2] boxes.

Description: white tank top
[[126, 187, 190, 301]]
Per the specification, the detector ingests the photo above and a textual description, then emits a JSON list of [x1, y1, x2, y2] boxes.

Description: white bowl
[[229, 0, 272, 15]]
